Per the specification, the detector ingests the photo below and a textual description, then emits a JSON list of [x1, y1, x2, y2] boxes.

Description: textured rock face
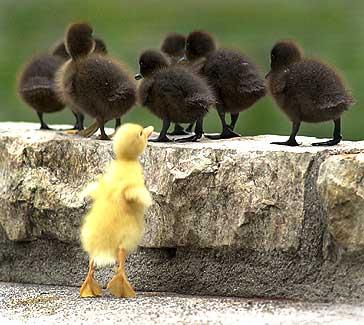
[[1, 122, 364, 302], [317, 154, 364, 253], [143, 147, 313, 252]]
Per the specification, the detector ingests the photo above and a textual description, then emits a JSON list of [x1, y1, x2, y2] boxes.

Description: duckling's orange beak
[[144, 126, 154, 138]]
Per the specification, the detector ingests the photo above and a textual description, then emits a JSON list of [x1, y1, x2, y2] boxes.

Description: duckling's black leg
[[312, 118, 342, 146], [149, 119, 172, 142], [167, 124, 190, 136], [175, 117, 204, 142], [206, 106, 241, 139], [37, 112, 52, 130], [65, 112, 84, 133], [115, 118, 121, 131], [98, 124, 110, 140], [271, 121, 301, 146], [229, 113, 240, 131], [185, 123, 195, 133], [70, 111, 79, 130], [77, 113, 85, 131]]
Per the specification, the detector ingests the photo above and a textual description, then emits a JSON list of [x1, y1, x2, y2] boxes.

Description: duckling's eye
[[139, 130, 143, 136]]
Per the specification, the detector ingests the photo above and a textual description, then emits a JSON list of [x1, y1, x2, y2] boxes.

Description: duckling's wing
[[138, 79, 154, 106], [290, 61, 355, 109], [185, 93, 215, 113], [317, 92, 356, 110], [158, 80, 187, 101], [20, 76, 53, 93], [237, 62, 266, 94], [108, 83, 135, 102], [269, 69, 289, 95]]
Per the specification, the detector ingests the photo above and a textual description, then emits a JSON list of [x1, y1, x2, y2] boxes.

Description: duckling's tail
[[93, 254, 117, 268]]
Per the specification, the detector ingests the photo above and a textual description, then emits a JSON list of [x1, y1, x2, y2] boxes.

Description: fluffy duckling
[[266, 40, 355, 146], [56, 23, 136, 140], [135, 49, 215, 142], [18, 42, 70, 130], [161, 32, 186, 64], [160, 32, 192, 136], [62, 36, 110, 133], [184, 31, 266, 139], [80, 123, 154, 298]]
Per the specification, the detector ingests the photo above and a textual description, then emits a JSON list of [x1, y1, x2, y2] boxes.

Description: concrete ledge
[[0, 122, 364, 302]]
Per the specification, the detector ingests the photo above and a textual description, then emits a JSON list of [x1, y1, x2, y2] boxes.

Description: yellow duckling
[[80, 123, 154, 298]]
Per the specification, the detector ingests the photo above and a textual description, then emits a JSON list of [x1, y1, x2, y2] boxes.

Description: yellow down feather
[[80, 124, 153, 267]]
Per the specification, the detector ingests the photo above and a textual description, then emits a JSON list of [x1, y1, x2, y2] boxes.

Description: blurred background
[[0, 0, 363, 139]]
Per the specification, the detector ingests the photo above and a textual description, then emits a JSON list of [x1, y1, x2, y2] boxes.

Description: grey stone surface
[[1, 282, 363, 325], [317, 154, 364, 253], [0, 122, 364, 302]]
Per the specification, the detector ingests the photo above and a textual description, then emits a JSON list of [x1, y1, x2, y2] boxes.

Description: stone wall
[[0, 122, 363, 302]]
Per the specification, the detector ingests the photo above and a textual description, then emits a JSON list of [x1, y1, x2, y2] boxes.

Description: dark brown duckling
[[135, 49, 215, 142], [56, 23, 136, 140], [183, 31, 266, 139], [161, 32, 186, 64], [160, 32, 193, 136], [51, 40, 83, 131], [61, 36, 110, 133], [266, 40, 355, 146], [18, 42, 70, 130]]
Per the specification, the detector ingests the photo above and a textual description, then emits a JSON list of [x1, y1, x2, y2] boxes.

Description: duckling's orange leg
[[107, 247, 136, 298], [80, 259, 102, 298]]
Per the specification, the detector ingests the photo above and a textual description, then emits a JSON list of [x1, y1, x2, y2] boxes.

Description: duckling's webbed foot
[[64, 113, 85, 133], [176, 117, 203, 142], [207, 108, 240, 139], [150, 119, 171, 142], [40, 124, 53, 130], [97, 134, 111, 141], [107, 272, 136, 298], [271, 121, 301, 146], [312, 137, 342, 146], [107, 247, 136, 298], [312, 118, 342, 146], [96, 123, 111, 140], [80, 259, 102, 298], [167, 124, 190, 136], [206, 128, 241, 140], [149, 135, 172, 142], [271, 139, 300, 146], [37, 112, 53, 130], [175, 133, 202, 142]]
